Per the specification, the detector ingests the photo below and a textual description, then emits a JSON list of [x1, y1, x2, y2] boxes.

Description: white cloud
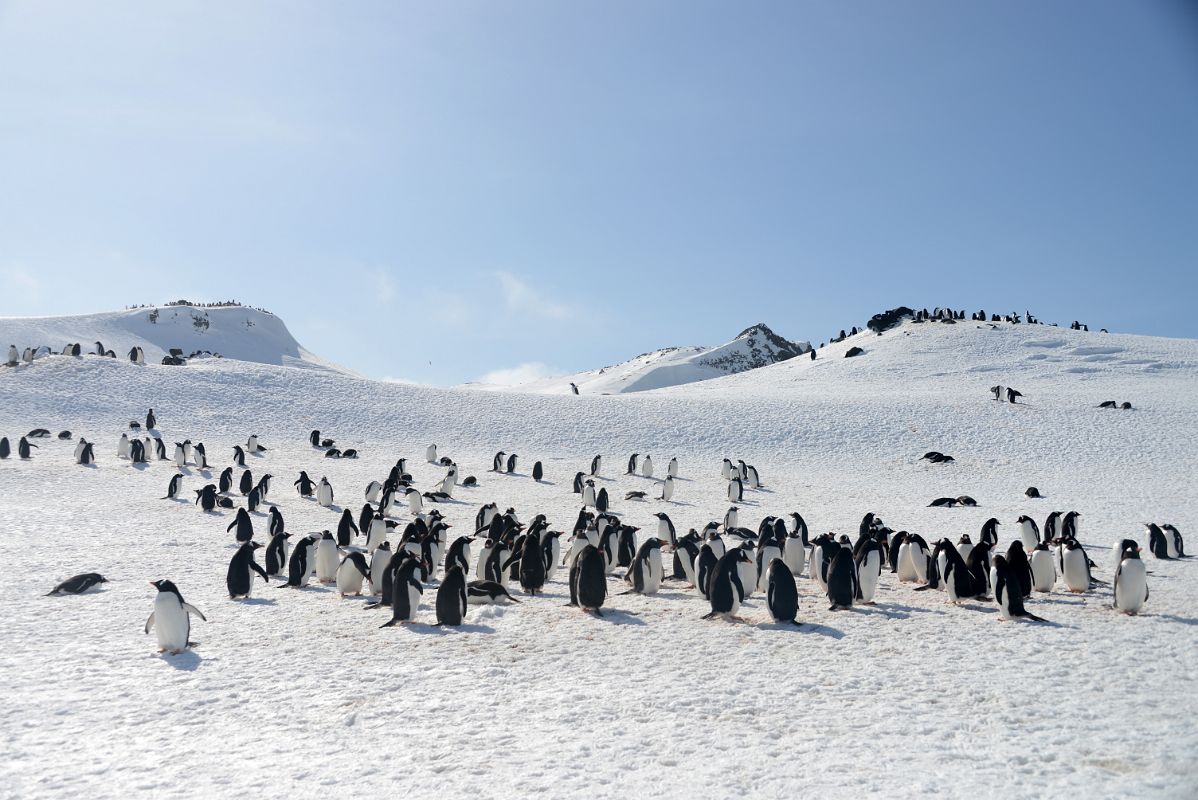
[[476, 362, 560, 386], [372, 268, 396, 304], [494, 271, 570, 320]]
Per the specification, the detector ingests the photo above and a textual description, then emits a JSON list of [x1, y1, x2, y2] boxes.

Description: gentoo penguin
[[1029, 542, 1056, 592], [145, 580, 206, 654], [492, 451, 506, 472], [269, 506, 285, 538], [239, 469, 254, 496], [145, 408, 156, 430], [1006, 388, 1023, 403], [1146, 524, 1171, 559], [426, 444, 438, 464], [992, 555, 1047, 622], [436, 566, 468, 625], [755, 537, 782, 593], [227, 542, 269, 599], [1025, 487, 1042, 499], [5, 344, 16, 365], [855, 538, 883, 604], [227, 508, 254, 543], [667, 457, 678, 478], [403, 487, 422, 515], [596, 487, 609, 513], [724, 506, 739, 531], [695, 544, 718, 599], [1061, 540, 1091, 593], [626, 454, 638, 475], [194, 484, 218, 512], [280, 535, 319, 588], [265, 532, 291, 577], [381, 558, 423, 626], [622, 538, 663, 596], [991, 385, 1004, 401], [590, 455, 601, 476], [765, 559, 799, 624], [581, 480, 597, 508], [727, 478, 743, 502], [77, 441, 95, 465], [571, 545, 607, 615], [153, 437, 168, 460], [335, 508, 359, 547], [956, 535, 975, 563], [216, 467, 233, 494], [1061, 511, 1082, 541], [641, 454, 654, 478], [721, 458, 733, 479], [660, 476, 675, 501], [246, 435, 265, 454], [519, 529, 546, 595], [47, 573, 109, 596], [369, 543, 392, 595], [783, 529, 807, 578], [506, 453, 518, 474], [898, 535, 929, 583], [255, 473, 271, 498], [826, 549, 858, 611], [467, 580, 520, 605], [232, 445, 245, 467], [979, 518, 1000, 547], [928, 497, 957, 508], [532, 461, 543, 482], [118, 433, 131, 460], [616, 526, 638, 568], [1163, 524, 1186, 558], [365, 481, 383, 504], [743, 464, 761, 489], [295, 472, 316, 497], [336, 552, 371, 597], [1113, 546, 1149, 615], [1005, 541, 1034, 599], [317, 477, 334, 508], [703, 549, 750, 620], [1017, 515, 1040, 550], [0, 437, 8, 459], [570, 382, 579, 394]]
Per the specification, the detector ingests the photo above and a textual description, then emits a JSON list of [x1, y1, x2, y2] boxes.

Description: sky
[[1, 1, 1196, 384]]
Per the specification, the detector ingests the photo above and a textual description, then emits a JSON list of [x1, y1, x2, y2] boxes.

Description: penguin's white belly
[[956, 543, 974, 562], [643, 553, 663, 595], [317, 487, 332, 507], [1166, 537, 1179, 559], [757, 547, 780, 591], [369, 555, 388, 594], [404, 585, 421, 621], [858, 552, 880, 602], [1062, 551, 1088, 592], [783, 539, 805, 577], [736, 560, 756, 598], [935, 552, 949, 591], [153, 597, 190, 652], [1114, 561, 1148, 613], [337, 561, 364, 595], [315, 543, 339, 582], [811, 551, 827, 590], [1029, 552, 1055, 591]]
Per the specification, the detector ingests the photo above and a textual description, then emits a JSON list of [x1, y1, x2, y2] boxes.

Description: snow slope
[[1, 318, 1196, 799], [0, 305, 352, 375], [475, 323, 810, 394]]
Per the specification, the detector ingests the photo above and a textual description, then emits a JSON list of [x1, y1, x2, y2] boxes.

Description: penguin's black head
[[992, 555, 1007, 569], [150, 579, 180, 596]]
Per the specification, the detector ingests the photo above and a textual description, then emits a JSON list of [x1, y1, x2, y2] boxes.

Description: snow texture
[[1, 313, 1196, 799]]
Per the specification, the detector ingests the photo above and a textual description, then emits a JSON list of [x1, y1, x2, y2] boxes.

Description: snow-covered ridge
[[0, 305, 352, 376], [475, 322, 811, 394]]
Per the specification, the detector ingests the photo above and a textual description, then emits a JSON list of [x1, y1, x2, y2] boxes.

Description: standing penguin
[[992, 555, 1047, 622], [239, 469, 254, 496], [145, 580, 206, 654], [570, 545, 607, 615], [667, 457, 679, 478], [532, 461, 543, 482], [77, 441, 95, 465], [1029, 542, 1056, 592], [765, 559, 799, 625], [626, 454, 638, 475], [317, 477, 334, 507], [17, 437, 36, 459], [581, 480, 596, 507], [506, 453, 518, 474], [826, 549, 859, 610], [623, 538, 663, 596], [1061, 540, 1091, 593], [855, 538, 883, 604], [519, 527, 546, 595], [315, 531, 339, 583], [727, 477, 743, 502], [1146, 523, 1171, 559], [227, 542, 269, 599], [703, 549, 750, 620], [1017, 515, 1040, 550], [227, 508, 254, 543], [217, 466, 233, 494], [280, 535, 319, 588], [146, 408, 156, 430], [426, 444, 438, 464], [265, 532, 291, 577], [336, 508, 359, 547], [436, 565, 468, 625], [117, 434, 131, 460], [0, 437, 9, 459], [336, 552, 371, 597], [642, 454, 654, 478], [590, 455, 602, 477], [195, 484, 218, 512], [1162, 524, 1186, 558], [660, 476, 675, 501], [232, 445, 245, 467], [381, 557, 423, 626], [1113, 546, 1149, 615], [162, 473, 183, 500]]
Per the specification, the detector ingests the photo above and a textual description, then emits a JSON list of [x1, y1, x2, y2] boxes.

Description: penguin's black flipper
[[1023, 612, 1048, 623]]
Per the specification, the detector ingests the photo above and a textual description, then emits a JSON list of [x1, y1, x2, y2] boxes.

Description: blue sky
[[1, 1, 1195, 384]]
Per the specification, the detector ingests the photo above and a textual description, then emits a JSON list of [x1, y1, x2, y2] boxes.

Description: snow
[[474, 323, 810, 394], [0, 305, 352, 376], [1, 313, 1196, 798]]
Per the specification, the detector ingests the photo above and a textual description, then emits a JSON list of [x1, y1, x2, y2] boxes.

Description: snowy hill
[[1, 315, 1196, 798], [476, 322, 811, 394], [0, 305, 352, 375]]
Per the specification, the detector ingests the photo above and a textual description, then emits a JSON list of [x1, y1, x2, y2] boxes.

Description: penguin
[[153, 437, 167, 461], [979, 517, 1000, 547], [445, 536, 472, 578], [570, 382, 579, 394], [654, 512, 677, 549], [928, 497, 958, 507], [1017, 515, 1040, 550], [5, 344, 16, 365], [755, 537, 782, 593], [365, 481, 383, 504], [227, 541, 269, 599], [660, 476, 675, 501], [232, 445, 245, 467], [590, 455, 601, 476], [369, 542, 392, 595], [626, 454, 638, 475], [1146, 523, 1171, 559], [47, 573, 109, 596], [0, 437, 8, 459], [145, 580, 206, 654], [227, 508, 254, 543], [990, 385, 1004, 401], [467, 580, 520, 605], [131, 439, 148, 463], [695, 544, 718, 599], [426, 444, 438, 464], [213, 467, 231, 494], [596, 487, 609, 513], [506, 453, 518, 474], [117, 433, 131, 460], [667, 457, 678, 478], [16, 437, 35, 459], [313, 531, 339, 583], [336, 508, 359, 547], [77, 441, 95, 465], [195, 484, 218, 512], [622, 538, 663, 596], [992, 555, 1046, 621], [765, 559, 799, 624], [572, 472, 584, 493], [703, 549, 750, 620], [1006, 388, 1023, 403], [581, 481, 596, 508], [491, 451, 506, 472], [336, 552, 371, 597], [897, 535, 929, 584], [1005, 541, 1035, 599], [265, 532, 291, 577], [381, 558, 423, 626], [532, 461, 543, 482], [279, 535, 319, 588], [571, 545, 607, 615], [436, 565, 468, 625], [72, 437, 86, 462], [519, 528, 546, 595], [782, 530, 807, 577], [145, 408, 156, 430], [855, 538, 883, 604], [1026, 487, 1042, 499], [1113, 547, 1149, 615], [236, 469, 252, 496], [826, 549, 858, 610], [641, 454, 654, 479], [616, 526, 638, 568], [1061, 540, 1091, 593], [1163, 524, 1186, 558], [256, 473, 272, 499], [721, 458, 733, 479], [317, 477, 334, 507], [743, 464, 761, 489], [727, 478, 743, 502]]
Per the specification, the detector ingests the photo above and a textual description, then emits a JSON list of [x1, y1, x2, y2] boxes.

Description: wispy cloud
[[476, 362, 560, 386], [494, 271, 570, 320], [372, 268, 396, 304], [1, 265, 42, 301]]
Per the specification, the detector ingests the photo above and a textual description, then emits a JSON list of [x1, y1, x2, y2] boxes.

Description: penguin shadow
[[199, 469, 212, 479], [759, 621, 845, 639], [846, 604, 912, 621], [405, 622, 497, 636], [238, 597, 277, 606], [130, 462, 149, 472], [178, 467, 193, 476], [869, 601, 948, 617], [592, 608, 645, 626], [78, 463, 98, 470], [1033, 596, 1086, 606], [168, 498, 190, 505], [1151, 614, 1198, 626], [533, 480, 557, 486], [159, 650, 204, 671]]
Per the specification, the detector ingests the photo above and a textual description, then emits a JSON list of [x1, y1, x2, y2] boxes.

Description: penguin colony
[[13, 405, 1184, 656]]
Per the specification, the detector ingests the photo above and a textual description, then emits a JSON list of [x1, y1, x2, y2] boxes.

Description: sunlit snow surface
[[1, 318, 1196, 798]]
